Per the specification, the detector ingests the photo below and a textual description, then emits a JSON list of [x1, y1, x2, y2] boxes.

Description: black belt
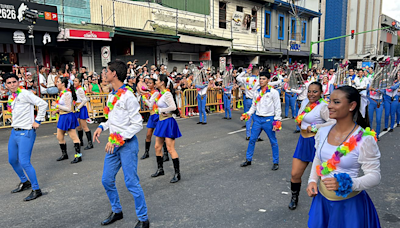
[[245, 97, 252, 99], [13, 128, 28, 131]]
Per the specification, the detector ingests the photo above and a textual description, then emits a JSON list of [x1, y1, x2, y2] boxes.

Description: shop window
[[291, 17, 296, 40], [278, 14, 284, 40], [237, 6, 243, 12], [219, 2, 227, 29], [264, 10, 271, 38], [251, 9, 257, 33], [302, 20, 307, 43]]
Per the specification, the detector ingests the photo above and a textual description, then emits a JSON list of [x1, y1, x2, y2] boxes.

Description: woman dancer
[[140, 78, 159, 159], [151, 74, 182, 183], [307, 86, 381, 227], [288, 82, 335, 210], [53, 77, 81, 163], [74, 78, 93, 150]]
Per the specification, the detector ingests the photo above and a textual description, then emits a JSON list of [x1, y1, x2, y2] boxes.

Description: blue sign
[[362, 62, 374, 68], [290, 43, 301, 51]]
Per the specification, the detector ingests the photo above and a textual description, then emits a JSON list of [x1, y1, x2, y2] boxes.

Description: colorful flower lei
[[142, 90, 159, 114], [295, 98, 327, 124], [104, 87, 133, 119], [241, 113, 250, 121], [6, 87, 22, 115], [108, 132, 125, 147], [155, 89, 169, 104], [273, 120, 282, 131], [316, 127, 377, 176], [241, 85, 272, 122], [310, 123, 318, 133], [245, 77, 257, 90], [55, 89, 71, 108]]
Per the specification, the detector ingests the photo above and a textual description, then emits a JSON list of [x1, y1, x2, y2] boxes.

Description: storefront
[[0, 0, 59, 73]]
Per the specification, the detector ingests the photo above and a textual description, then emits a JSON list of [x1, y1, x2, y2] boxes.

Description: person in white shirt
[[291, 81, 311, 133], [73, 78, 93, 150], [182, 64, 189, 75], [5, 73, 47, 201], [52, 77, 81, 163], [38, 65, 47, 96], [93, 60, 149, 227], [150, 74, 182, 183], [307, 86, 381, 227], [288, 82, 335, 210], [240, 72, 282, 171]]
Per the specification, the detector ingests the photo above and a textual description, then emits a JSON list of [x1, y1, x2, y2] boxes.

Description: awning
[[178, 34, 231, 47], [223, 49, 282, 56], [348, 53, 371, 60], [268, 48, 310, 57], [115, 28, 179, 42], [57, 29, 112, 41]]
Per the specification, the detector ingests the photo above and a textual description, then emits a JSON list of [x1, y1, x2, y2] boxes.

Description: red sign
[[51, 13, 58, 21], [199, 51, 211, 61], [67, 29, 111, 41]]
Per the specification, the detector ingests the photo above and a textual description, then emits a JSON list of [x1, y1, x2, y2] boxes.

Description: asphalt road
[[0, 110, 399, 228]]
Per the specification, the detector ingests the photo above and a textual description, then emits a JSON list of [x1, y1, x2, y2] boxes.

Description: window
[[264, 11, 271, 38], [278, 14, 284, 40], [251, 9, 257, 33], [236, 6, 243, 12], [291, 17, 296, 40], [219, 2, 227, 29], [302, 20, 307, 43]]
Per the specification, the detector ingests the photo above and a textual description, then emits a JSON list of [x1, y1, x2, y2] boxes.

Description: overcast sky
[[382, 0, 400, 21]]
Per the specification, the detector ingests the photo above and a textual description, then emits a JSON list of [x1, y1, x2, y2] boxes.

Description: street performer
[[5, 72, 47, 201], [240, 71, 282, 170], [93, 60, 149, 228]]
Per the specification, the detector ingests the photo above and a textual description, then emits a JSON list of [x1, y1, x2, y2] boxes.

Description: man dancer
[[93, 60, 149, 228], [240, 72, 282, 170], [6, 73, 47, 201]]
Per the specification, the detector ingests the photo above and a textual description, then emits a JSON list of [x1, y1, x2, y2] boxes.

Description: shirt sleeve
[[57, 93, 72, 112], [308, 130, 322, 184], [120, 95, 143, 140], [316, 105, 336, 129], [144, 91, 158, 108], [352, 136, 381, 191], [158, 93, 176, 113], [77, 89, 88, 110], [236, 72, 246, 84], [25, 91, 48, 122], [273, 90, 282, 121], [247, 97, 257, 116]]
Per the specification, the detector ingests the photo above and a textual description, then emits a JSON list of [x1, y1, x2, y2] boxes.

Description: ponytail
[[336, 86, 370, 129]]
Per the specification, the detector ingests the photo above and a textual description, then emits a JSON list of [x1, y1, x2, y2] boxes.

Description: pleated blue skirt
[[154, 117, 182, 139], [75, 106, 89, 120], [293, 135, 316, 162], [308, 190, 381, 228], [146, 114, 159, 129], [57, 112, 79, 131]]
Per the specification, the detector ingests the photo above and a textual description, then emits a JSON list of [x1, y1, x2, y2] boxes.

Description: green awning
[[115, 27, 180, 42]]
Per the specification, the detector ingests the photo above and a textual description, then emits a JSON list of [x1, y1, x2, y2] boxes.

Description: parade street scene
[[0, 0, 400, 227]]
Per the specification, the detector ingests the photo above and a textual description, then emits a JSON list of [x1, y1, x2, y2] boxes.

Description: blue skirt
[[75, 106, 89, 120], [154, 117, 182, 139], [146, 114, 159, 129], [57, 112, 79, 131], [308, 191, 381, 228], [293, 135, 316, 162]]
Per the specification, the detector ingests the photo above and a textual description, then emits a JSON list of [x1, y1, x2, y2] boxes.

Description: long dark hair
[[336, 86, 370, 129], [309, 81, 323, 93], [159, 74, 173, 91], [60, 77, 77, 101]]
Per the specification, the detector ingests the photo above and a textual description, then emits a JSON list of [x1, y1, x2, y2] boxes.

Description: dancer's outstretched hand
[[93, 128, 102, 143], [306, 182, 318, 197]]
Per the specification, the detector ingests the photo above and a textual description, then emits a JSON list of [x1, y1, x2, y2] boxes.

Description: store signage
[[42, 32, 51, 45], [67, 29, 111, 41], [13, 30, 25, 44], [101, 46, 111, 67], [199, 51, 211, 61], [0, 0, 58, 32], [290, 41, 301, 52]]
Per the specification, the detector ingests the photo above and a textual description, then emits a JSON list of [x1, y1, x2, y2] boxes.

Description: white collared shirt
[[291, 82, 310, 101], [247, 87, 282, 121], [11, 89, 47, 129], [99, 86, 143, 140], [236, 72, 260, 99]]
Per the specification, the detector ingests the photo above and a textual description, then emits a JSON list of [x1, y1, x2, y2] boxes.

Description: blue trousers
[[8, 129, 39, 190], [383, 95, 398, 129], [197, 94, 207, 123], [246, 115, 279, 164], [223, 93, 232, 118], [397, 98, 400, 125], [285, 92, 297, 118], [368, 98, 383, 137], [102, 136, 148, 221], [295, 100, 302, 131], [244, 98, 254, 137]]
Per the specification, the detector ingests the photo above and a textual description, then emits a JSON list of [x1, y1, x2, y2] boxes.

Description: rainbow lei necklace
[[142, 90, 160, 114], [155, 89, 169, 104], [55, 89, 71, 106], [104, 86, 133, 119], [6, 87, 22, 115], [317, 127, 377, 176], [241, 85, 272, 121], [295, 98, 327, 124], [245, 77, 257, 90]]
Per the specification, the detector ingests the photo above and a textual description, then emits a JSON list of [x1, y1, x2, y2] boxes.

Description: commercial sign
[[0, 0, 58, 32], [101, 46, 111, 67], [232, 11, 251, 34], [289, 41, 301, 52], [67, 29, 111, 41], [199, 51, 211, 61]]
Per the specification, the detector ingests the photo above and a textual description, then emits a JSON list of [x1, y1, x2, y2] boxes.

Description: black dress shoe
[[24, 189, 42, 201], [271, 163, 279, 171], [84, 142, 93, 150], [383, 128, 388, 131], [257, 138, 264, 142], [293, 130, 300, 133], [11, 180, 31, 193], [197, 122, 202, 124], [222, 117, 228, 119], [242, 125, 246, 128], [389, 129, 394, 132], [246, 137, 250, 140], [228, 117, 232, 120], [135, 220, 150, 228], [240, 159, 251, 167], [101, 212, 123, 226], [202, 122, 207, 125]]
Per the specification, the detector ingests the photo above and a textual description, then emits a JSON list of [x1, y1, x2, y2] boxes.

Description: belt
[[60, 110, 72, 115], [319, 181, 360, 201], [13, 128, 28, 131], [301, 129, 316, 138], [245, 97, 252, 99], [159, 113, 173, 121]]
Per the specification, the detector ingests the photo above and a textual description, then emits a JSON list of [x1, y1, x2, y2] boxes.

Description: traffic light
[[351, 30, 355, 39], [392, 21, 397, 29]]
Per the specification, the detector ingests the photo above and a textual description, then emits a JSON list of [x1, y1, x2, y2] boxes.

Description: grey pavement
[[0, 110, 399, 228]]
